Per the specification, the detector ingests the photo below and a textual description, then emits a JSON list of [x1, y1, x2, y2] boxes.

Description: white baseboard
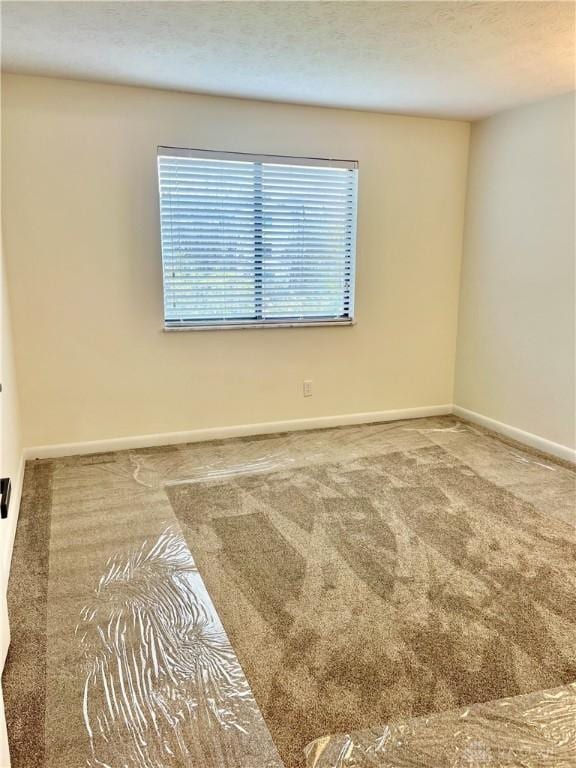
[[24, 404, 452, 460], [453, 405, 576, 464], [23, 403, 576, 464]]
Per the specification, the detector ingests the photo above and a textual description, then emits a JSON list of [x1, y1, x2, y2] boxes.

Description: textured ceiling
[[1, 1, 574, 119]]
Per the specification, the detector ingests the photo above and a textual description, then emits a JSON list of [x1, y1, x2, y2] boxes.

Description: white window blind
[[157, 147, 358, 329]]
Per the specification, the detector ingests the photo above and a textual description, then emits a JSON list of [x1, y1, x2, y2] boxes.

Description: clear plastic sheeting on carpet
[[4, 449, 284, 768], [76, 527, 285, 768], [126, 416, 564, 494], [304, 683, 576, 768], [4, 415, 575, 768]]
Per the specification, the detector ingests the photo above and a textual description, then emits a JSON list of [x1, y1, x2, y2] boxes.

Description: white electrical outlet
[[303, 380, 313, 397]]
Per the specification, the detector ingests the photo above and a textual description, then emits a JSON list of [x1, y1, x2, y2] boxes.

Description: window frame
[[157, 146, 359, 331]]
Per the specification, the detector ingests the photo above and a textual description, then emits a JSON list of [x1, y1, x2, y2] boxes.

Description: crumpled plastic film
[[76, 527, 284, 768], [125, 416, 563, 494], [303, 682, 576, 768], [127, 417, 485, 491], [128, 422, 431, 490]]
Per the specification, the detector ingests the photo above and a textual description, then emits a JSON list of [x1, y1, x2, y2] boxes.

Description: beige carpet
[[3, 416, 575, 768], [166, 441, 576, 767], [304, 681, 576, 767]]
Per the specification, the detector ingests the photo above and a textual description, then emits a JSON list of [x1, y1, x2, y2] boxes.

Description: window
[[157, 147, 358, 329]]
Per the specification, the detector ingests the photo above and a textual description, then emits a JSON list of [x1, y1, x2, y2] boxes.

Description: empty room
[[0, 1, 575, 766]]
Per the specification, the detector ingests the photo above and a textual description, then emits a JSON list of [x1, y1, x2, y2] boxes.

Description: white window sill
[[162, 320, 355, 332]]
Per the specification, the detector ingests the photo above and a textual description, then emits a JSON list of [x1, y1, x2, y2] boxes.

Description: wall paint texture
[[2, 75, 469, 447], [455, 92, 576, 449]]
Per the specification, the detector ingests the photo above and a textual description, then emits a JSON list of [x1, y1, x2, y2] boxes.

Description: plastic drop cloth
[[6, 415, 572, 768], [304, 682, 576, 768], [122, 416, 575, 766], [76, 527, 285, 768]]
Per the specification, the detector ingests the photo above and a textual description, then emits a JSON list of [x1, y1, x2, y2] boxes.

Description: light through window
[[157, 147, 358, 329]]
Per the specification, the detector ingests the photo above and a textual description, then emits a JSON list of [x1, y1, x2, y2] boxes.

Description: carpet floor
[[166, 434, 576, 767], [3, 416, 575, 768]]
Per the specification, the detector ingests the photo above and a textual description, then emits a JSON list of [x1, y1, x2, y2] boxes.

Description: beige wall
[[2, 74, 469, 447], [455, 92, 576, 449]]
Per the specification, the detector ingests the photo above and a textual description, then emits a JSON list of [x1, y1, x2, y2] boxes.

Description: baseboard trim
[[23, 404, 576, 464], [453, 405, 576, 464], [24, 405, 452, 460]]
